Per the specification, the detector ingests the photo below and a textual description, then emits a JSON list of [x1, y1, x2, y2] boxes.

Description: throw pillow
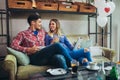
[[89, 46, 103, 57], [7, 47, 30, 66], [74, 38, 93, 49], [73, 38, 83, 50], [80, 39, 93, 48]]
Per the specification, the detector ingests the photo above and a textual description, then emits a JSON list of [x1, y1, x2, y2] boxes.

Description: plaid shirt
[[11, 27, 46, 53]]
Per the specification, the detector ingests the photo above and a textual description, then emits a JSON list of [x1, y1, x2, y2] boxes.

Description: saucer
[[86, 66, 99, 70], [47, 68, 67, 76], [104, 66, 112, 70]]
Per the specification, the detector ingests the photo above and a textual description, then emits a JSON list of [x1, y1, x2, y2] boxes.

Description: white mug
[[89, 62, 97, 69]]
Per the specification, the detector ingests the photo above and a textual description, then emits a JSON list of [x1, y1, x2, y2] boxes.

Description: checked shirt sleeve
[[11, 32, 28, 53]]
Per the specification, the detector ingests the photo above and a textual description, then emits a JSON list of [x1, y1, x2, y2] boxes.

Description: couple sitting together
[[10, 14, 92, 70]]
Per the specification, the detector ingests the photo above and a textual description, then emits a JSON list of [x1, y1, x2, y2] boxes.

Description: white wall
[[112, 0, 120, 61], [10, 13, 89, 38], [0, 0, 6, 9]]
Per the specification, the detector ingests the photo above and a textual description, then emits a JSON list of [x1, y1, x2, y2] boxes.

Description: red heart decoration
[[104, 7, 110, 13]]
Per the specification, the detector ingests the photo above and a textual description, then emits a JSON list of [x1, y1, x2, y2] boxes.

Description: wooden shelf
[[7, 8, 96, 15]]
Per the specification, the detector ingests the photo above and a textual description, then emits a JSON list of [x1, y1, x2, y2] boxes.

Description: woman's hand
[[51, 37, 59, 43], [77, 45, 81, 49]]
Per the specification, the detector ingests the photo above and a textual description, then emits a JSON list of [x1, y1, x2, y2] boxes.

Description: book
[[73, 37, 82, 50]]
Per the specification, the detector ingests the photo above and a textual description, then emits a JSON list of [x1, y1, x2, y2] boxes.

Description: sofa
[[3, 34, 116, 80], [66, 34, 116, 62]]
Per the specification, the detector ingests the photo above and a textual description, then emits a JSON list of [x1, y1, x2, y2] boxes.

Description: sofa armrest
[[3, 54, 17, 80], [102, 47, 116, 62]]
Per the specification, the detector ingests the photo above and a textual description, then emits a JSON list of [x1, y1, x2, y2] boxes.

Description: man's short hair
[[27, 14, 41, 25]]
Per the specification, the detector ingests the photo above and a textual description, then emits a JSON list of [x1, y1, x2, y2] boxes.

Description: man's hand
[[27, 45, 40, 55]]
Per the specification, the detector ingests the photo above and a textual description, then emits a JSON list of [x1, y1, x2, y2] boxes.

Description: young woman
[[45, 19, 92, 66]]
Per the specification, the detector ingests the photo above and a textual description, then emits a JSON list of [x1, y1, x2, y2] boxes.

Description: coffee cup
[[89, 62, 97, 69]]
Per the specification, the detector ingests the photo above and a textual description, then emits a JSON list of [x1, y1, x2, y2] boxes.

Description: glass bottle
[[116, 62, 120, 79], [109, 66, 118, 80], [77, 71, 83, 80], [97, 61, 106, 80]]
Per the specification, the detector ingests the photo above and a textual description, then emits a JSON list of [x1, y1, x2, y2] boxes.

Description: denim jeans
[[51, 54, 68, 69], [70, 48, 92, 66], [29, 43, 72, 69]]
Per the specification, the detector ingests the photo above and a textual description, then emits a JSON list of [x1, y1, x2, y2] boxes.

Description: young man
[[11, 14, 72, 69]]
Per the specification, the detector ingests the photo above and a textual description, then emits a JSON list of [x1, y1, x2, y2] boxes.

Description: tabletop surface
[[29, 62, 118, 80]]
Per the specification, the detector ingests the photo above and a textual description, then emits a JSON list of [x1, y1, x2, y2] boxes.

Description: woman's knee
[[84, 48, 90, 52]]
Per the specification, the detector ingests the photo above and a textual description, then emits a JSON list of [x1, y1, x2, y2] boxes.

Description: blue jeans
[[70, 48, 92, 66], [51, 54, 68, 69], [29, 43, 72, 69]]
